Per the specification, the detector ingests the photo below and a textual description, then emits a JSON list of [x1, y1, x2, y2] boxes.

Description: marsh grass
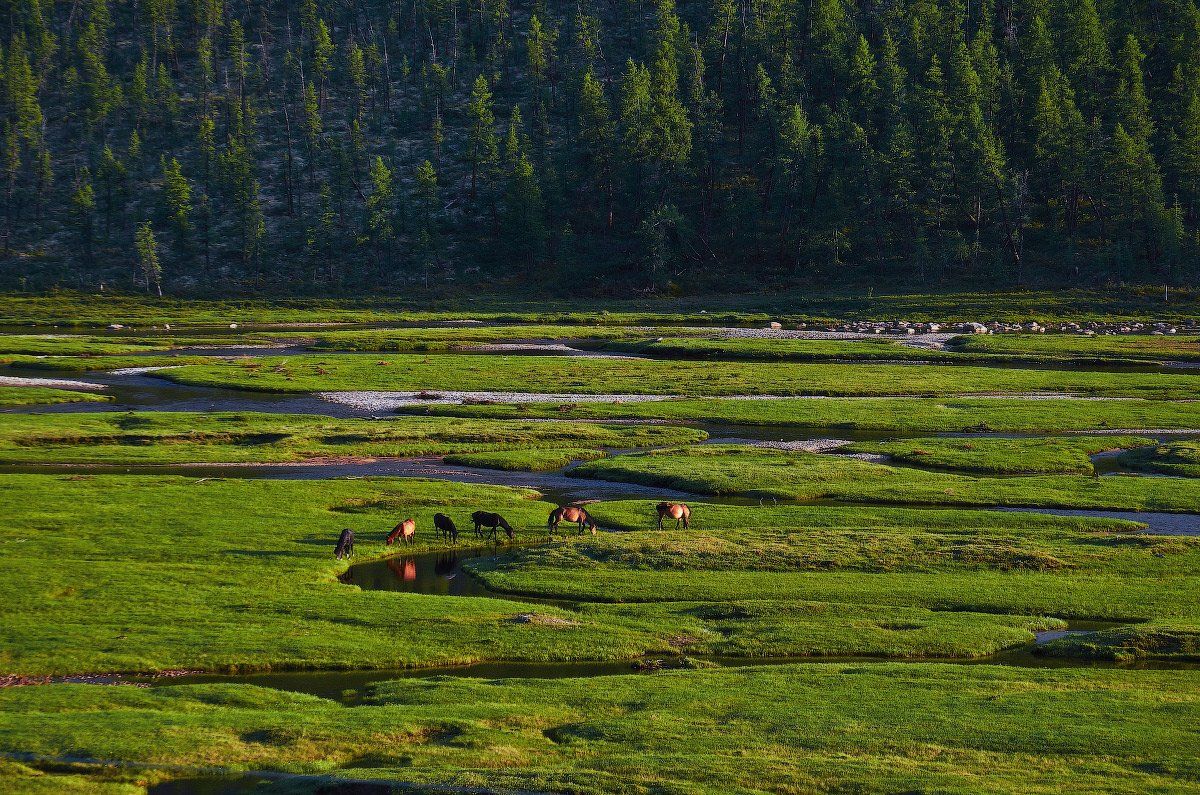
[[0, 412, 705, 464], [846, 435, 1157, 474], [2, 665, 1199, 793], [413, 395, 1200, 432], [158, 354, 1200, 398], [570, 444, 1200, 511], [0, 388, 111, 407]]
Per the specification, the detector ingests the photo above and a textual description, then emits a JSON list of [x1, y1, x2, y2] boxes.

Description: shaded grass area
[[846, 435, 1156, 474], [1120, 440, 1200, 477], [0, 412, 705, 464], [570, 445, 1200, 511], [413, 395, 1200, 432], [1041, 623, 1200, 661], [2, 665, 1199, 794], [0, 388, 111, 408], [159, 354, 1200, 398]]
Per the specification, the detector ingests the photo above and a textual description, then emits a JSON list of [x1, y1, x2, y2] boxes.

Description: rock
[[766, 321, 782, 330]]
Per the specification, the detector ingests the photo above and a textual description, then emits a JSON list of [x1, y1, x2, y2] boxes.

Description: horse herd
[[333, 502, 691, 560]]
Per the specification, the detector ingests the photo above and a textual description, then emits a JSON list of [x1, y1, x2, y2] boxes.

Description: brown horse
[[548, 506, 597, 535], [656, 502, 690, 530], [386, 518, 416, 546]]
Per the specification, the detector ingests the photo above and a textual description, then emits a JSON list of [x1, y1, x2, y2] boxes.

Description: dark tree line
[[2, 0, 1200, 294]]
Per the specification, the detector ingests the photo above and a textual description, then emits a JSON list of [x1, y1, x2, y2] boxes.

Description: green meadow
[[0, 412, 704, 465], [845, 434, 1156, 474], [414, 395, 1200, 431], [571, 444, 1200, 510], [3, 299, 1200, 792], [156, 354, 1200, 398], [0, 387, 110, 408]]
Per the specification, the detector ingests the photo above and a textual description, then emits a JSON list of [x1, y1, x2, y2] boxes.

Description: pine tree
[[134, 220, 163, 296], [467, 75, 498, 198], [365, 155, 395, 246], [70, 167, 96, 262], [161, 156, 192, 245]]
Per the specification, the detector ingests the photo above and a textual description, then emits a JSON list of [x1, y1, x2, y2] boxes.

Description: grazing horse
[[548, 505, 597, 535], [386, 518, 417, 546], [334, 528, 355, 560], [433, 513, 459, 544], [656, 502, 691, 530], [472, 511, 514, 542]]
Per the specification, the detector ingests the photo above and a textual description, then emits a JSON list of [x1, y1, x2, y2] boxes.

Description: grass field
[[0, 412, 705, 465], [845, 435, 1156, 474], [413, 395, 1200, 432], [950, 333, 1200, 361], [0, 387, 111, 408], [4, 299, 1200, 793], [156, 353, 1200, 398], [570, 444, 1200, 511], [4, 664, 1199, 794], [3, 288, 1200, 326]]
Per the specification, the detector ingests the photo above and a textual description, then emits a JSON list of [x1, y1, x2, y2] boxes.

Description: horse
[[471, 511, 514, 542], [433, 512, 458, 544], [334, 528, 355, 560], [548, 505, 597, 535], [386, 518, 417, 546], [656, 502, 691, 530]]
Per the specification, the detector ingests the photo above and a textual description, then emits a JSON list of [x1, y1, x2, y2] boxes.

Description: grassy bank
[[0, 388, 111, 408], [0, 412, 704, 465], [951, 333, 1200, 362], [412, 395, 1200, 432], [2, 665, 1198, 793], [0, 477, 1092, 677], [4, 289, 1200, 326], [845, 435, 1156, 474], [570, 445, 1200, 511], [157, 354, 1200, 398]]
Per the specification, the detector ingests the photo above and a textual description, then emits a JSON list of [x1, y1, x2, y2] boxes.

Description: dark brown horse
[[334, 528, 355, 559], [548, 505, 597, 535], [433, 512, 458, 543], [656, 502, 691, 530], [386, 518, 417, 546], [472, 511, 514, 542]]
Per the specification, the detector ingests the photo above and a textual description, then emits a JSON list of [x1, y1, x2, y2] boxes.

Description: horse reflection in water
[[386, 556, 417, 582], [434, 551, 460, 577]]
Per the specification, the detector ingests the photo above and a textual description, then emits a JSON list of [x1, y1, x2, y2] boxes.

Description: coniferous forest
[[2, 0, 1200, 294]]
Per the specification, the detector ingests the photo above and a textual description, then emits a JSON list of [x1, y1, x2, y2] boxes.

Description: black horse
[[471, 511, 514, 542], [433, 512, 459, 544], [334, 528, 355, 560]]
